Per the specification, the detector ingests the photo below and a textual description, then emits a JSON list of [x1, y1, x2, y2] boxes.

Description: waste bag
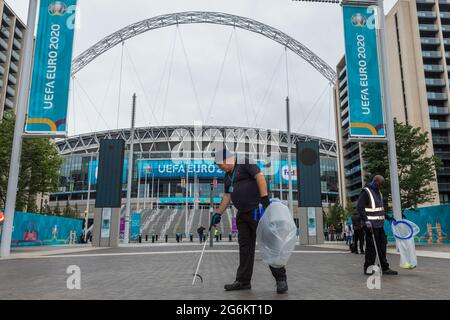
[[256, 199, 297, 268], [391, 219, 420, 269]]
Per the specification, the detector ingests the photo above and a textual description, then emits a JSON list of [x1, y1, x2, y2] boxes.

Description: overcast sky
[[8, 0, 397, 140]]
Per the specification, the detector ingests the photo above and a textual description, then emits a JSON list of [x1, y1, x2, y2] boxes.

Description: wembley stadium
[[49, 125, 338, 238]]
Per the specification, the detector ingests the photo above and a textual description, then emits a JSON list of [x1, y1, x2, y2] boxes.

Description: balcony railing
[[11, 50, 20, 61], [425, 78, 446, 86], [431, 122, 450, 129], [418, 0, 436, 3], [437, 167, 450, 175], [4, 98, 13, 109], [339, 66, 346, 79], [14, 27, 23, 39], [421, 37, 440, 45], [419, 24, 439, 32], [339, 77, 347, 89], [0, 37, 8, 51], [348, 189, 362, 198], [339, 86, 348, 98], [345, 165, 361, 177], [341, 106, 349, 118], [422, 50, 442, 58], [347, 176, 363, 187], [429, 106, 450, 114], [433, 136, 450, 144], [438, 183, 450, 191], [439, 0, 450, 4], [418, 11, 438, 19], [443, 25, 450, 32], [9, 62, 18, 73], [441, 12, 450, 19], [435, 151, 450, 159], [340, 95, 349, 108], [344, 154, 361, 167], [424, 64, 444, 72], [8, 73, 17, 85], [427, 92, 448, 100]]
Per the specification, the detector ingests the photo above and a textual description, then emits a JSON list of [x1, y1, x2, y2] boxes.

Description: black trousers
[[236, 209, 287, 283], [353, 229, 365, 253], [364, 227, 390, 271]]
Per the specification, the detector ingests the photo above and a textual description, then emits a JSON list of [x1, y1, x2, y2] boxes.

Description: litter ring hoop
[[392, 220, 414, 240]]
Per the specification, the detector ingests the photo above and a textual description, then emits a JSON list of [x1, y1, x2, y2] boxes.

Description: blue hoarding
[[342, 5, 385, 139], [0, 211, 83, 247], [25, 0, 78, 135]]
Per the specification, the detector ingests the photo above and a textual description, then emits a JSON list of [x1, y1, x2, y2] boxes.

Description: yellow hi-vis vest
[[363, 187, 385, 221]]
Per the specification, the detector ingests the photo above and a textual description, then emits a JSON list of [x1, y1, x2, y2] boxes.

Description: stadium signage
[[342, 4, 385, 139], [25, 0, 78, 136]]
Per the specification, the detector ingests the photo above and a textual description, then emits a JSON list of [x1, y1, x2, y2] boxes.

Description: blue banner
[[342, 5, 385, 139], [130, 212, 141, 241], [0, 211, 83, 247], [25, 0, 78, 135]]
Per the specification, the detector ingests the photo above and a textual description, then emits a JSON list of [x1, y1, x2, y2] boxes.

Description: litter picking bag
[[256, 200, 297, 268], [391, 219, 420, 269]]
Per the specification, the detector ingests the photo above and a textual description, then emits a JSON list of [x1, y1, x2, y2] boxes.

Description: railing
[[14, 27, 23, 39], [441, 12, 450, 19], [340, 95, 349, 108], [0, 37, 8, 51], [425, 78, 446, 86], [422, 51, 442, 58], [341, 106, 349, 118], [344, 154, 360, 167], [427, 92, 448, 100], [437, 167, 450, 175], [435, 151, 450, 159], [343, 143, 360, 157], [339, 77, 347, 89], [345, 165, 361, 177], [418, 11, 437, 19], [429, 106, 449, 114], [419, 24, 439, 32], [431, 122, 450, 129], [424, 64, 444, 72], [442, 25, 450, 32], [438, 183, 450, 191], [4, 98, 13, 109], [421, 37, 440, 45], [432, 136, 450, 144], [347, 176, 362, 187]]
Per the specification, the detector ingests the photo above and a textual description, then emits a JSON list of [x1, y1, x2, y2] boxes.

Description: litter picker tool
[[370, 228, 382, 278], [192, 222, 214, 285]]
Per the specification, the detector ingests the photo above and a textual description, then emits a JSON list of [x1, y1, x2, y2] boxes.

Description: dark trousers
[[236, 209, 286, 283], [353, 229, 365, 253], [364, 227, 389, 271]]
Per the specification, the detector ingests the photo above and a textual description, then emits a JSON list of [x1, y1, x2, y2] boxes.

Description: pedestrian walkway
[[0, 243, 449, 299], [314, 242, 450, 259]]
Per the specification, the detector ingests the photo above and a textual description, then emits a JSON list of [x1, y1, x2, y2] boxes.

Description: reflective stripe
[[368, 216, 385, 221], [364, 187, 384, 213]]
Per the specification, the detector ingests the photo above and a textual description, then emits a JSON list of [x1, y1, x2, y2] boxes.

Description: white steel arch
[[71, 11, 336, 82]]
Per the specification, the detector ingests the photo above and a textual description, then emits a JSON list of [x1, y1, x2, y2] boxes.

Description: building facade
[[335, 0, 449, 208], [49, 126, 339, 213], [0, 0, 25, 119]]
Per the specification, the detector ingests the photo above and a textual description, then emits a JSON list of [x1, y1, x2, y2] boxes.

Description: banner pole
[[377, 0, 402, 220], [1, 0, 38, 258]]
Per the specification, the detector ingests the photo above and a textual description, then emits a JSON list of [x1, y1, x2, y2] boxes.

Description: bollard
[[139, 235, 142, 243], [145, 235, 148, 242], [165, 235, 168, 243], [156, 235, 159, 242], [229, 234, 232, 242], [203, 235, 206, 242], [220, 234, 222, 241], [152, 235, 155, 243], [190, 234, 193, 242], [176, 234, 180, 243]]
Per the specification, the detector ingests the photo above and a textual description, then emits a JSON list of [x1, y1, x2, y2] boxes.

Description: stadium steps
[[172, 208, 186, 235], [151, 208, 169, 236], [159, 208, 178, 236], [141, 208, 159, 236]]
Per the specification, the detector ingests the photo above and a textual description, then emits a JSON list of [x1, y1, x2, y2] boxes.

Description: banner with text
[[342, 5, 385, 139], [25, 0, 77, 135]]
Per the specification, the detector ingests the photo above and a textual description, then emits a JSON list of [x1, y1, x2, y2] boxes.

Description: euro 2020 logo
[[48, 1, 67, 16], [351, 13, 367, 28], [351, 6, 380, 30], [48, 1, 79, 30]]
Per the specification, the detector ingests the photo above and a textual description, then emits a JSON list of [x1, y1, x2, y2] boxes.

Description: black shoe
[[382, 269, 398, 275], [276, 280, 288, 294], [224, 281, 251, 291]]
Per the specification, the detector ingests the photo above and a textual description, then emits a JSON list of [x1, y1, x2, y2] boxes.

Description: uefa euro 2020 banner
[[342, 4, 385, 139], [25, 0, 77, 136]]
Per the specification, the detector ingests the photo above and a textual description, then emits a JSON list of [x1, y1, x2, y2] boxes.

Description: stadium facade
[[50, 125, 339, 213]]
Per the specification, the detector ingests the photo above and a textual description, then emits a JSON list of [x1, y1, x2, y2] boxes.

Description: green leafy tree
[[326, 202, 344, 226], [53, 202, 61, 216], [362, 119, 441, 212], [0, 111, 62, 212]]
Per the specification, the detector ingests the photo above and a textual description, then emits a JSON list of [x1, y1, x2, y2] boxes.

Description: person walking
[[351, 212, 364, 254], [211, 148, 288, 294], [357, 175, 398, 276], [197, 226, 205, 244], [344, 222, 353, 246]]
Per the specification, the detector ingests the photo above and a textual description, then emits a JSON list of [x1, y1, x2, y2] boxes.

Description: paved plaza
[[0, 242, 449, 300]]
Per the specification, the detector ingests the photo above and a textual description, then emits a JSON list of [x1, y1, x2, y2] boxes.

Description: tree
[[0, 111, 63, 212], [342, 198, 355, 222], [362, 119, 441, 212], [326, 202, 344, 226]]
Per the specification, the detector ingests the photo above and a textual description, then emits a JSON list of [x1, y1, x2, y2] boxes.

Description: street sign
[[342, 3, 385, 140]]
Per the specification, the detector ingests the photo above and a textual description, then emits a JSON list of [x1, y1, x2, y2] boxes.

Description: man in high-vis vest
[[357, 175, 398, 276]]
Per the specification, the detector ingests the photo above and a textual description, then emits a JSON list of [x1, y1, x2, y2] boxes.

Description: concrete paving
[[1, 243, 449, 300]]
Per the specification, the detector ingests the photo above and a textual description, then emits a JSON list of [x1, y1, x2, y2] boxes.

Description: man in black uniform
[[211, 149, 288, 293], [351, 212, 364, 254], [357, 175, 398, 275]]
